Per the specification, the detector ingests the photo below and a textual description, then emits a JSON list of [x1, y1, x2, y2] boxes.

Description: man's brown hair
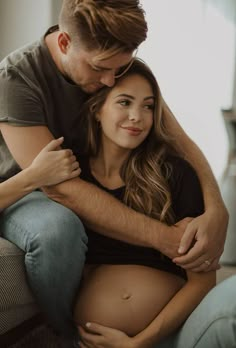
[[59, 0, 147, 57]]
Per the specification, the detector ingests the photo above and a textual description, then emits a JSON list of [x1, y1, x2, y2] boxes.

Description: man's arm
[[0, 124, 188, 258], [162, 101, 228, 271]]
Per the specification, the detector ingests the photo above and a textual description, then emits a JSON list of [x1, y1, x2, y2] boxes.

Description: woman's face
[[97, 74, 154, 152]]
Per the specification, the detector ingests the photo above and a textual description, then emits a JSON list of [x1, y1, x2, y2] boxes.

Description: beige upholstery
[[0, 237, 39, 335]]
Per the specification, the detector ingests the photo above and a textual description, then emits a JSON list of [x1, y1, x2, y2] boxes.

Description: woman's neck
[[90, 143, 130, 189]]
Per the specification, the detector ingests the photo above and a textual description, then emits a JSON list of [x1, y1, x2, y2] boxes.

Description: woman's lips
[[121, 126, 142, 136]]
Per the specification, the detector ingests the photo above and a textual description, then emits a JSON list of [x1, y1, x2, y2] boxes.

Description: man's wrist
[[144, 217, 168, 251]]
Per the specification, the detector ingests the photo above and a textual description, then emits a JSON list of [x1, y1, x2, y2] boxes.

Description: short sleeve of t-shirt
[[0, 64, 46, 126]]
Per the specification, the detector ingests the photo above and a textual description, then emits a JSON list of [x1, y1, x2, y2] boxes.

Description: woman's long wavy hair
[[81, 59, 180, 224]]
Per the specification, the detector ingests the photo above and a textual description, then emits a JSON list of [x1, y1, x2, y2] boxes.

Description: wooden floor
[[217, 264, 236, 283]]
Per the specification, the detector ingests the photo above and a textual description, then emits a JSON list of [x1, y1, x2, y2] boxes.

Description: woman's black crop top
[[79, 156, 204, 280]]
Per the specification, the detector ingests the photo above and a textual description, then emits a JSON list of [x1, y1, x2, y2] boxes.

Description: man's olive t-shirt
[[0, 27, 88, 181]]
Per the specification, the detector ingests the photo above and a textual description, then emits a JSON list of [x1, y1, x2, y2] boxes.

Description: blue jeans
[[0, 191, 88, 338], [155, 274, 236, 348]]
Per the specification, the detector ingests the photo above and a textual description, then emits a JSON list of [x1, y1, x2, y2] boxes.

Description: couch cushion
[[0, 237, 39, 334]]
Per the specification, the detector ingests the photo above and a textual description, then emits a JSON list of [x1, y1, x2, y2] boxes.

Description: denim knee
[[26, 201, 88, 256], [25, 200, 88, 283], [0, 191, 88, 253]]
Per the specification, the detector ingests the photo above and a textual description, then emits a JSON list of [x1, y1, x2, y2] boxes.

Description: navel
[[121, 290, 132, 300]]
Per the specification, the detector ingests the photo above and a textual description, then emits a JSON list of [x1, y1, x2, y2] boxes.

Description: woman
[[0, 137, 79, 210], [74, 59, 216, 347]]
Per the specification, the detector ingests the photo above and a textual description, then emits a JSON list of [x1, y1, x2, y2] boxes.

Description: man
[[0, 0, 232, 346]]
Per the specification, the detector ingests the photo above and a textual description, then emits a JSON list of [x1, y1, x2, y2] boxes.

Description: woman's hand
[[173, 207, 228, 272], [78, 323, 137, 348], [28, 137, 81, 187]]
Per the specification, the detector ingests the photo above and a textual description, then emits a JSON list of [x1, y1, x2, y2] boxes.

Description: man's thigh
[[0, 190, 86, 251]]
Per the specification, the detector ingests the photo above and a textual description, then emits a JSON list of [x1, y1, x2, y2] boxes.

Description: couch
[[0, 237, 42, 346]]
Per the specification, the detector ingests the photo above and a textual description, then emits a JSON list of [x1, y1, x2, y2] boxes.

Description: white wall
[[51, 0, 63, 26], [0, 0, 61, 60], [139, 0, 236, 180]]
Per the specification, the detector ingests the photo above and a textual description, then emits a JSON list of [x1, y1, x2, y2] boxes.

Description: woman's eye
[[144, 104, 154, 110], [118, 100, 130, 106]]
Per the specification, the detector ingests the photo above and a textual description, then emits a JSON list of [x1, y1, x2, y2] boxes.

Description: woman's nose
[[128, 110, 141, 122]]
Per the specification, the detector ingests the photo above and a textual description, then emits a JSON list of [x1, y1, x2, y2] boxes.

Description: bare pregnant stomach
[[74, 264, 185, 336]]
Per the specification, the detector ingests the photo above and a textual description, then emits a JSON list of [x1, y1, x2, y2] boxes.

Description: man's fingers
[[174, 245, 221, 271], [203, 258, 221, 272], [187, 259, 220, 272], [177, 257, 209, 270], [173, 241, 205, 265], [178, 224, 197, 254], [187, 263, 211, 272]]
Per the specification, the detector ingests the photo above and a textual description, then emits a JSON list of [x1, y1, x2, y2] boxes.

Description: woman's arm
[[162, 101, 228, 271], [0, 138, 80, 211], [132, 270, 216, 347]]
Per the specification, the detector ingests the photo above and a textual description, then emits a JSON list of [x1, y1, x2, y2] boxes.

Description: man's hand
[[156, 217, 192, 259], [173, 207, 228, 272]]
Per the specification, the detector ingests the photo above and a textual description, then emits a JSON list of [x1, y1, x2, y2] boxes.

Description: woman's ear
[[95, 113, 101, 122], [58, 32, 71, 54]]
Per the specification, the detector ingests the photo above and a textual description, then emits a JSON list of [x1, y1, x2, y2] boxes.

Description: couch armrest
[[0, 237, 39, 335]]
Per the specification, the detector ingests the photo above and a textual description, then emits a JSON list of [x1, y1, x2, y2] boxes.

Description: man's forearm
[[44, 177, 170, 250]]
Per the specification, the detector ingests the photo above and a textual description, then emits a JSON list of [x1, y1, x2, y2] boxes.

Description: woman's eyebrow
[[115, 93, 134, 99], [115, 93, 154, 100]]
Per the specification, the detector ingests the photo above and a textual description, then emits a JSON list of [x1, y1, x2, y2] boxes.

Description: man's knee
[[24, 198, 88, 279], [1, 191, 88, 253], [28, 199, 88, 254]]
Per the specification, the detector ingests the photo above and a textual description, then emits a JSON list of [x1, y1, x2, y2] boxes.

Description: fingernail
[[178, 246, 184, 253], [86, 322, 91, 328]]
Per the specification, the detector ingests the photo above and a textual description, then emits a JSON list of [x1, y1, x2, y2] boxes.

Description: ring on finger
[[204, 260, 211, 266]]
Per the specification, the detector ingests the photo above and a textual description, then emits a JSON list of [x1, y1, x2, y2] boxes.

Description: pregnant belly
[[74, 264, 185, 336]]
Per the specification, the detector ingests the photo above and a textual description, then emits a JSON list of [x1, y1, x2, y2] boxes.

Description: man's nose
[[100, 71, 116, 87]]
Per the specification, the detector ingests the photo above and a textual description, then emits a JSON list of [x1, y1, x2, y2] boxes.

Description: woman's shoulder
[[164, 155, 204, 219], [163, 155, 197, 182]]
